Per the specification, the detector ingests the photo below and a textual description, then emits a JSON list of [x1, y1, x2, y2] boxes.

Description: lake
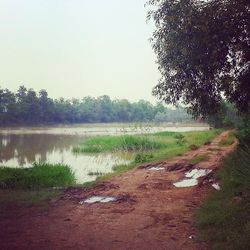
[[0, 123, 209, 184]]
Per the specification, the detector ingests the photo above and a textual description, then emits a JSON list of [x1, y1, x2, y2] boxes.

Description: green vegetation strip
[[73, 135, 166, 153], [73, 130, 220, 154], [197, 143, 250, 250], [0, 163, 76, 189], [80, 130, 221, 186]]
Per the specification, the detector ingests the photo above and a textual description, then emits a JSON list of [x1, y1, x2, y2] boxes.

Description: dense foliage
[[147, 0, 250, 117], [0, 86, 193, 125]]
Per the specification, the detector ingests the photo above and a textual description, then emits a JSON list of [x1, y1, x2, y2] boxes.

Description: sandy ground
[[0, 131, 236, 250]]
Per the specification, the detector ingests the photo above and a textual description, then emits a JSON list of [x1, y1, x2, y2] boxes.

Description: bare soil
[[0, 131, 236, 250]]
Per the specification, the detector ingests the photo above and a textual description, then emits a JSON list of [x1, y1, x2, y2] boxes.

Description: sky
[[0, 0, 160, 103]]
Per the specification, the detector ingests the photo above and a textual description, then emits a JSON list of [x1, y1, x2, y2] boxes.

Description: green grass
[[188, 153, 209, 165], [73, 130, 220, 154], [0, 163, 76, 189], [197, 143, 250, 250], [144, 130, 220, 163], [74, 130, 220, 167], [73, 135, 166, 153], [77, 130, 221, 187], [218, 132, 236, 146]]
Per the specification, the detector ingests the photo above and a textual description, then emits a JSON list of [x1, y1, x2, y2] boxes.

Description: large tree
[[147, 0, 250, 117]]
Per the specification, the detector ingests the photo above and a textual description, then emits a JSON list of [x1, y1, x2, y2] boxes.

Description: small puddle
[[174, 169, 212, 188], [79, 196, 117, 204], [148, 166, 165, 171]]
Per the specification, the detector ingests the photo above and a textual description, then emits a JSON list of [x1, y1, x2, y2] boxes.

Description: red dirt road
[[0, 131, 236, 250]]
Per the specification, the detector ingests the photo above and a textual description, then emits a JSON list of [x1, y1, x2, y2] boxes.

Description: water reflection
[[0, 125, 209, 183], [0, 134, 131, 183], [0, 134, 82, 166]]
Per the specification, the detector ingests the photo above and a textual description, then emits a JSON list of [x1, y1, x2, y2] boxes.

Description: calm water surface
[[0, 124, 209, 184]]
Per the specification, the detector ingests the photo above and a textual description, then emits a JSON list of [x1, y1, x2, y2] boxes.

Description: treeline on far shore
[[0, 86, 194, 126]]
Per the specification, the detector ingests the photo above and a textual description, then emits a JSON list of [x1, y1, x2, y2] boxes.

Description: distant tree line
[[0, 86, 193, 126]]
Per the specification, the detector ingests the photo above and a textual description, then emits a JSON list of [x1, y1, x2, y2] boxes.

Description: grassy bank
[[0, 163, 76, 189], [73, 135, 165, 153], [197, 142, 250, 249], [80, 130, 220, 185], [73, 130, 220, 154], [0, 130, 220, 190]]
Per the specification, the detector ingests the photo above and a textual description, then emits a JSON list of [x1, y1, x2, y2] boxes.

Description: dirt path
[[0, 131, 236, 250]]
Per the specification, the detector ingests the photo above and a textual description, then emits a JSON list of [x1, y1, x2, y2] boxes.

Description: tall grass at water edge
[[73, 130, 220, 154], [0, 163, 76, 189], [78, 130, 221, 184], [73, 135, 166, 153]]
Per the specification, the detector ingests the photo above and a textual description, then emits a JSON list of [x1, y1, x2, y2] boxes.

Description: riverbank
[[0, 131, 237, 249]]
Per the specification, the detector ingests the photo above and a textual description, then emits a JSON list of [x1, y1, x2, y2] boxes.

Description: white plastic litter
[[185, 169, 212, 179], [80, 196, 116, 204], [174, 178, 198, 187], [148, 167, 165, 171], [212, 183, 220, 190], [174, 169, 212, 188]]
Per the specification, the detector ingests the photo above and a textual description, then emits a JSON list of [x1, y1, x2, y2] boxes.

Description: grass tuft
[[0, 163, 76, 189]]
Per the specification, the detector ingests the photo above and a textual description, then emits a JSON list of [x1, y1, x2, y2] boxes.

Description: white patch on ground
[[174, 169, 212, 188], [174, 179, 198, 187], [148, 167, 165, 171], [185, 169, 212, 179], [212, 183, 220, 190], [80, 196, 116, 204]]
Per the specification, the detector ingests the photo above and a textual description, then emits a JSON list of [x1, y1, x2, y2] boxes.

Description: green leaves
[[147, 0, 250, 117]]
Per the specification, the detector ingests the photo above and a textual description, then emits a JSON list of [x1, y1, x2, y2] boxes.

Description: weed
[[134, 153, 154, 163], [174, 134, 187, 145]]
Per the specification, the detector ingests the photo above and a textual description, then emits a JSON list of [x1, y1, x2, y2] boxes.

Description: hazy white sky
[[0, 0, 160, 102]]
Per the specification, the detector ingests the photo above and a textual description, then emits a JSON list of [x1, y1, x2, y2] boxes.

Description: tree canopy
[[0, 86, 193, 125], [147, 0, 250, 117]]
